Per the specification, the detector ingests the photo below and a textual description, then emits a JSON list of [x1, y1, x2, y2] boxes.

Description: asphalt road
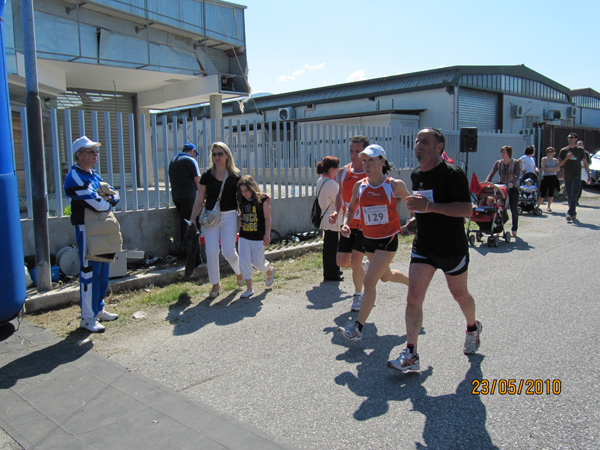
[[35, 190, 600, 449]]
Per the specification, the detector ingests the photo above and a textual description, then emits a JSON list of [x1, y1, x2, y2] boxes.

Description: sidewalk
[[0, 320, 300, 450], [1, 243, 322, 450]]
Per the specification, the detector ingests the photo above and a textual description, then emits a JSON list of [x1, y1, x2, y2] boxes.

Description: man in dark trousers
[[557, 132, 590, 222], [168, 143, 201, 255]]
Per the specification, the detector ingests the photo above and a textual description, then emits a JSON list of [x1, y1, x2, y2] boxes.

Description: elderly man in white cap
[[64, 136, 120, 332]]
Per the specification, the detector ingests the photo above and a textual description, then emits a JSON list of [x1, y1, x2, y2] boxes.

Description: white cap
[[72, 136, 101, 154], [359, 144, 386, 159]]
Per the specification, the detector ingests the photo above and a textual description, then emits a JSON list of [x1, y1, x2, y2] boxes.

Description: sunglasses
[[212, 152, 224, 157], [85, 148, 99, 155], [568, 136, 576, 139]]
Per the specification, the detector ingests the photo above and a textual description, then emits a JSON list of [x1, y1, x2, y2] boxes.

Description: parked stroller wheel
[[476, 231, 483, 242], [494, 236, 500, 247], [468, 234, 476, 247], [487, 236, 494, 247], [517, 206, 523, 215], [534, 207, 543, 217], [504, 232, 511, 243]]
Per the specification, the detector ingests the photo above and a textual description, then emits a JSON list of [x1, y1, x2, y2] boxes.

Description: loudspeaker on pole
[[460, 127, 478, 153]]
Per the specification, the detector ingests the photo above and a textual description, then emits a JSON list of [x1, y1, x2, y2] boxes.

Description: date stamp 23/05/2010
[[471, 379, 561, 396]]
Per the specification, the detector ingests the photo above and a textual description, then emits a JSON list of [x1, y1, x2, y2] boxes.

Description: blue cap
[[182, 143, 197, 151]]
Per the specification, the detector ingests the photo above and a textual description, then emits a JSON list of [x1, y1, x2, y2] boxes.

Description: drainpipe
[[0, 0, 26, 322]]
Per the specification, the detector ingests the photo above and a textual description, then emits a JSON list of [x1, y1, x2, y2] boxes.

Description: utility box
[[109, 251, 127, 278]]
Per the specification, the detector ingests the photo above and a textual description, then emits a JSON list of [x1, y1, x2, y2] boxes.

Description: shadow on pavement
[[335, 346, 498, 449], [166, 290, 268, 335], [305, 283, 346, 310], [0, 329, 93, 389]]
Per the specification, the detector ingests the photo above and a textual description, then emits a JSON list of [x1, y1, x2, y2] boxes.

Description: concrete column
[[209, 94, 222, 141]]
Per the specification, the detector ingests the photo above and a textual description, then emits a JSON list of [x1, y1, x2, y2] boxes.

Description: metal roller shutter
[[458, 88, 498, 132], [54, 90, 136, 187]]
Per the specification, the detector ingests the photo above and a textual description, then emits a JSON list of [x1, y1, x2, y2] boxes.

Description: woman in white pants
[[191, 142, 243, 297]]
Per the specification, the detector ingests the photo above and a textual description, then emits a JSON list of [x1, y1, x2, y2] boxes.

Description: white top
[[316, 176, 341, 231], [519, 155, 537, 174]]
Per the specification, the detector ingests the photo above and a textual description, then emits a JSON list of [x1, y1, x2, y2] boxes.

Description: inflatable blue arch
[[0, 0, 26, 325]]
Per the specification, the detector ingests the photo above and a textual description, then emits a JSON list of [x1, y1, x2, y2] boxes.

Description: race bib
[[413, 189, 434, 213], [363, 205, 389, 226]]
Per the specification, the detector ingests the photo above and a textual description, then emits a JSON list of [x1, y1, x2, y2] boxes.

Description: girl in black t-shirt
[[236, 175, 274, 298]]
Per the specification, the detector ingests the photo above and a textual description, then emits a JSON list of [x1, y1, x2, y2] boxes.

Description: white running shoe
[[80, 318, 105, 333], [351, 294, 362, 312], [336, 322, 362, 342], [363, 259, 369, 274], [240, 290, 254, 298], [388, 348, 420, 372], [463, 321, 482, 355], [97, 309, 118, 321]]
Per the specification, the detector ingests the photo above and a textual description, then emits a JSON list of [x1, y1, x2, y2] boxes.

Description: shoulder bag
[[199, 173, 227, 229]]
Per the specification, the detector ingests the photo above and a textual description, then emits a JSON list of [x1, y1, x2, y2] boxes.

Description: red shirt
[[357, 177, 401, 239], [340, 163, 367, 229]]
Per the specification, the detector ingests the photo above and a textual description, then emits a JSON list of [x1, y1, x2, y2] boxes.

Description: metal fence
[[16, 110, 534, 218]]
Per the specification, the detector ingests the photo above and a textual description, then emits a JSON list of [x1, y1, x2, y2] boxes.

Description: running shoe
[[351, 294, 362, 312], [80, 318, 105, 333], [463, 320, 482, 355], [336, 322, 362, 342], [240, 290, 254, 298], [97, 309, 118, 321], [388, 348, 420, 372]]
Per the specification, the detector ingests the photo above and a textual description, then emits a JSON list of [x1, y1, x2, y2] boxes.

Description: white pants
[[238, 237, 270, 280], [202, 210, 240, 285]]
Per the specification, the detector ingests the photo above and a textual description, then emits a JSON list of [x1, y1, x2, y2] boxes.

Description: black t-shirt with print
[[239, 197, 267, 241], [559, 146, 585, 178]]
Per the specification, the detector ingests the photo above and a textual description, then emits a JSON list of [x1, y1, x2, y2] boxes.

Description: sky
[[241, 0, 599, 96]]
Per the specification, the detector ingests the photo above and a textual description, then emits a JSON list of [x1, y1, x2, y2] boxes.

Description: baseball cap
[[183, 143, 197, 152], [359, 144, 386, 159], [72, 136, 101, 154]]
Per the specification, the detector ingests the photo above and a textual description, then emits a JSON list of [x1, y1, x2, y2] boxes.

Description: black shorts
[[363, 234, 398, 253], [410, 250, 469, 276], [338, 228, 365, 254]]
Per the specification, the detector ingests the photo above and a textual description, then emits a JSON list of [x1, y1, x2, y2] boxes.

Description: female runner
[[337, 144, 410, 342]]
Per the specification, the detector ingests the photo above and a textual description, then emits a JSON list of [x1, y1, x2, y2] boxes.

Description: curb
[[25, 241, 323, 313]]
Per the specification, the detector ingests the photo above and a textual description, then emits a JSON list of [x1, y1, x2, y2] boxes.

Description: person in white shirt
[[518, 145, 539, 176]]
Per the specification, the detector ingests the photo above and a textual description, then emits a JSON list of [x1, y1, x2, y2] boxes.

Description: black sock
[[355, 321, 363, 332], [467, 322, 478, 332], [407, 344, 417, 355]]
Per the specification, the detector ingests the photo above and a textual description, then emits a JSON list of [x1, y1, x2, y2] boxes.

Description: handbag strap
[[317, 178, 334, 219], [214, 172, 228, 206]]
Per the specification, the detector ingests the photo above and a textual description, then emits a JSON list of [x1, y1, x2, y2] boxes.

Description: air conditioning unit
[[543, 110, 561, 120], [511, 104, 524, 118], [567, 106, 578, 118], [278, 107, 294, 121]]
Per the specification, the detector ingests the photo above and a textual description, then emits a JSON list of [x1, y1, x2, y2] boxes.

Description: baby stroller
[[518, 172, 542, 216], [467, 182, 511, 247]]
